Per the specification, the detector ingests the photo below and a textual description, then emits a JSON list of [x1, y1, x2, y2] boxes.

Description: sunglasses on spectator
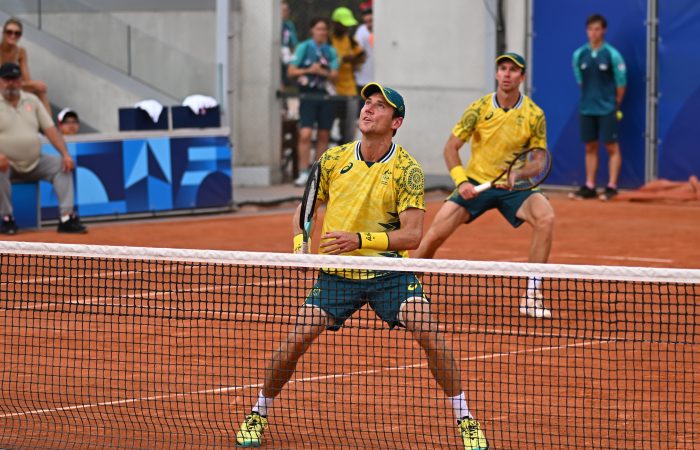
[[4, 29, 22, 37]]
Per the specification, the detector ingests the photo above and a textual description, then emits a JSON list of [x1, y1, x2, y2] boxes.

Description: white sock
[[60, 214, 70, 223], [448, 392, 472, 421], [252, 390, 274, 417], [527, 276, 543, 295]]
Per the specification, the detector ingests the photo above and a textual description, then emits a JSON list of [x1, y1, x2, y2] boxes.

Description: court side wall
[[374, 0, 526, 178]]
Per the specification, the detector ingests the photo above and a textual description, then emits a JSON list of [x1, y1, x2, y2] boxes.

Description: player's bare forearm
[[443, 134, 466, 172], [292, 204, 303, 236], [319, 209, 424, 255], [388, 208, 424, 250]]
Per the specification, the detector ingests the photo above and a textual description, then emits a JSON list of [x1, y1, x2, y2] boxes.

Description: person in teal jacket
[[570, 13, 627, 201]]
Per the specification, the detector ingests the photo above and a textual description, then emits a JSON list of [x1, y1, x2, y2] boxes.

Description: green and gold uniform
[[317, 141, 425, 258], [306, 141, 426, 330], [449, 92, 548, 227]]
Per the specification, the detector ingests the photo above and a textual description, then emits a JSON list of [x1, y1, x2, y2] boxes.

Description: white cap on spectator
[[57, 108, 79, 123]]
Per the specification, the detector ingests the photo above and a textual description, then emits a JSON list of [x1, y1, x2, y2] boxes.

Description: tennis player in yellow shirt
[[414, 53, 555, 319], [236, 82, 489, 449]]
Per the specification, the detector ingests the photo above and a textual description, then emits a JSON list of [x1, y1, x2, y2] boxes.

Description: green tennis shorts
[[304, 270, 425, 331], [448, 180, 540, 228]]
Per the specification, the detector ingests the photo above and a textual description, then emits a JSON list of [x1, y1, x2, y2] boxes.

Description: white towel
[[182, 95, 219, 115], [134, 99, 164, 123]]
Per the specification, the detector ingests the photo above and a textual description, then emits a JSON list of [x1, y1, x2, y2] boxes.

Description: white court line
[[0, 278, 293, 313], [0, 339, 609, 419], [0, 262, 248, 287], [0, 270, 139, 286], [502, 254, 673, 264], [555, 253, 674, 264]]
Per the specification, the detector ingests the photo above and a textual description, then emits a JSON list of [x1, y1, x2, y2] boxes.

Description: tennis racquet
[[474, 147, 552, 193], [298, 160, 321, 253]]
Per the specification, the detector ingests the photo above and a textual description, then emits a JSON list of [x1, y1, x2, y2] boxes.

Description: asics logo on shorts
[[407, 283, 418, 291]]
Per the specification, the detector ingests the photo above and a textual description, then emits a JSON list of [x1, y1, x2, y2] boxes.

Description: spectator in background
[[288, 18, 339, 186], [0, 63, 86, 234], [280, 1, 298, 89], [570, 13, 626, 201], [330, 7, 365, 144], [354, 2, 374, 95], [0, 17, 52, 115], [330, 7, 365, 97], [57, 108, 80, 136]]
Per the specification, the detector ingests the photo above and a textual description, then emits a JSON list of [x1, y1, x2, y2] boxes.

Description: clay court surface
[[5, 191, 699, 267], [1, 191, 699, 449]]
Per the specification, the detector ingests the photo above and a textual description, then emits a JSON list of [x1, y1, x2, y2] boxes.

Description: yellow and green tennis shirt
[[452, 93, 547, 184], [317, 141, 425, 259]]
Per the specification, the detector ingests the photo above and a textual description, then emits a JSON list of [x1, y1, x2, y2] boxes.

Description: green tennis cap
[[496, 52, 526, 71], [361, 82, 406, 118], [331, 7, 359, 27]]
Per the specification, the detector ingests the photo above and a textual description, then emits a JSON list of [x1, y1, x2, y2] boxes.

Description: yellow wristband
[[449, 166, 468, 187], [293, 233, 304, 253], [358, 232, 389, 251]]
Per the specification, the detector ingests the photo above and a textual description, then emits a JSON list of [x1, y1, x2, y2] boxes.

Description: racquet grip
[[293, 233, 304, 254], [474, 181, 492, 193]]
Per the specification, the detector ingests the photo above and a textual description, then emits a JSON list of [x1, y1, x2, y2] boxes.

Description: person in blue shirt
[[570, 14, 626, 201], [288, 17, 339, 187]]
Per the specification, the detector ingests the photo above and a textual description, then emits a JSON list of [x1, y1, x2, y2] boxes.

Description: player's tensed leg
[[398, 297, 489, 449], [413, 201, 471, 259], [515, 193, 555, 318], [236, 305, 332, 447]]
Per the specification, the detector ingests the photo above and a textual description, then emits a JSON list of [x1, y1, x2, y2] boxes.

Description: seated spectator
[[0, 17, 51, 114], [287, 18, 339, 186], [58, 108, 80, 135], [0, 63, 86, 234]]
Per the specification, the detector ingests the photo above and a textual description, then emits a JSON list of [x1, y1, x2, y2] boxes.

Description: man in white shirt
[[354, 2, 374, 94]]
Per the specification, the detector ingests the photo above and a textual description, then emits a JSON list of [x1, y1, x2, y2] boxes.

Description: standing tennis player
[[413, 53, 555, 319], [236, 83, 489, 450]]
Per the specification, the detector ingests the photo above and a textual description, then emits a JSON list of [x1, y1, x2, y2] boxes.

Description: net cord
[[0, 241, 698, 284]]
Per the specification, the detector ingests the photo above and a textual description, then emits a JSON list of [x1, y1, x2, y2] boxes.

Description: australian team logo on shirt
[[380, 169, 391, 185], [340, 162, 353, 174]]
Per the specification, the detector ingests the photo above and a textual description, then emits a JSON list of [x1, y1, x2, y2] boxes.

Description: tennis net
[[0, 241, 698, 449]]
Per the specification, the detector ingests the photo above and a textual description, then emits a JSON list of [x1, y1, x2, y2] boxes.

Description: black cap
[[0, 62, 21, 79]]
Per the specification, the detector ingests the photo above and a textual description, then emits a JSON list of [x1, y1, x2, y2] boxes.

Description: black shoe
[[599, 186, 618, 201], [57, 214, 88, 234], [0, 216, 18, 235], [568, 185, 597, 200]]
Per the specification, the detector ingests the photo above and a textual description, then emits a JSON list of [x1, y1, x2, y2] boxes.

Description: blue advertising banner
[[533, 0, 647, 188], [657, 1, 700, 180], [40, 135, 232, 220]]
